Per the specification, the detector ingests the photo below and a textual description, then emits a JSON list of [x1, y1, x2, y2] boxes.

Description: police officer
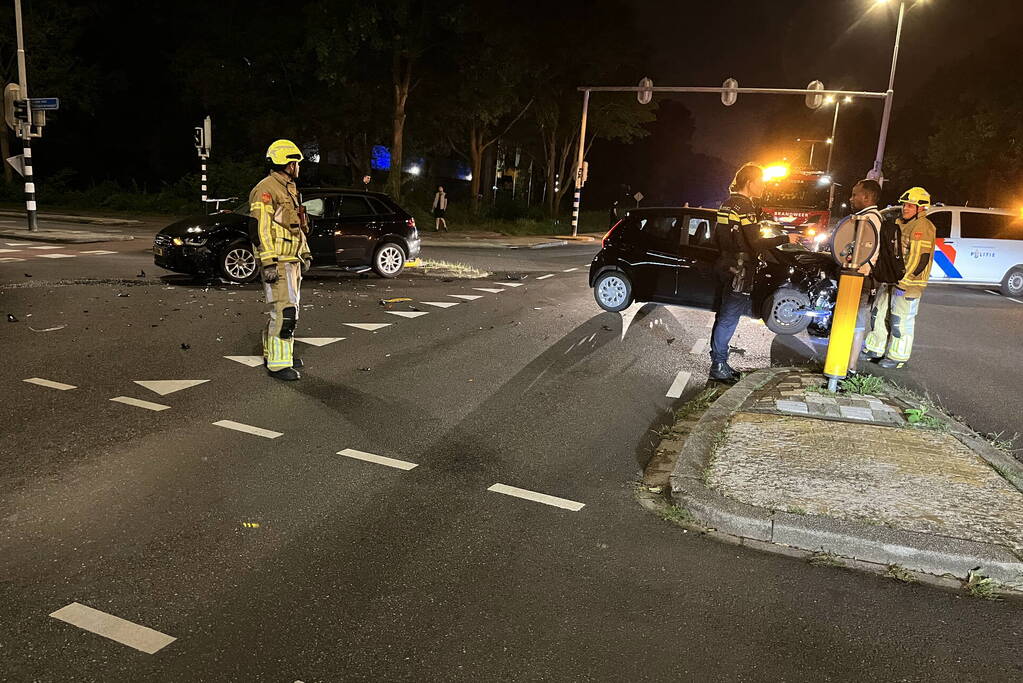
[[709, 163, 799, 382], [863, 186, 936, 369], [249, 139, 311, 381]]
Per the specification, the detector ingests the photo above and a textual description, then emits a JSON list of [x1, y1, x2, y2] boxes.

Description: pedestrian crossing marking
[[23, 377, 77, 391], [295, 337, 345, 346], [224, 355, 265, 367], [419, 301, 459, 308], [448, 294, 482, 300], [473, 288, 504, 294], [133, 379, 210, 396], [343, 323, 390, 331], [495, 282, 524, 287], [385, 311, 428, 318]]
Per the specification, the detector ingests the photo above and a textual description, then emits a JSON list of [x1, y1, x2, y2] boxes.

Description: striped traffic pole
[[570, 89, 590, 237], [23, 134, 37, 231], [200, 153, 208, 207]]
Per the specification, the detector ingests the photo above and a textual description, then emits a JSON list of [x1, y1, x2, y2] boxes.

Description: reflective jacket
[[714, 192, 786, 292], [248, 171, 310, 267], [897, 213, 936, 297]]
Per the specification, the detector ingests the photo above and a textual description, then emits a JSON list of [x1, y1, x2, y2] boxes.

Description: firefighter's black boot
[[709, 362, 741, 383], [267, 367, 301, 381]]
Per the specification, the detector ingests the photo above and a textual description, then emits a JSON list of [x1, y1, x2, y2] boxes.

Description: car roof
[[302, 187, 393, 199], [625, 206, 716, 214]]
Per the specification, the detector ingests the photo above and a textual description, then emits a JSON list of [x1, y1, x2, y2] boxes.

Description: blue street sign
[[28, 97, 59, 111]]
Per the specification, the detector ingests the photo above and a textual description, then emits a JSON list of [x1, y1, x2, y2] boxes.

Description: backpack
[[872, 216, 906, 284]]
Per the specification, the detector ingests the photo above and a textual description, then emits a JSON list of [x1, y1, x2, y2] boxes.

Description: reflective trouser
[[864, 283, 922, 362], [262, 261, 302, 371]]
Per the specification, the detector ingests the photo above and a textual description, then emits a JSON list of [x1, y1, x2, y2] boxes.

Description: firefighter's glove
[[300, 257, 311, 275], [262, 264, 279, 284]]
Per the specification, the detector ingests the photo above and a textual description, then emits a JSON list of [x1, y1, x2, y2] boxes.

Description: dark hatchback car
[[153, 189, 420, 283], [589, 207, 838, 336]]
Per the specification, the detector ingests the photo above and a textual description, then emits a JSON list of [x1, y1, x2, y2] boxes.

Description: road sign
[[721, 78, 738, 106], [637, 77, 653, 105], [633, 191, 644, 203], [805, 80, 825, 110], [6, 154, 24, 176], [28, 97, 59, 111]]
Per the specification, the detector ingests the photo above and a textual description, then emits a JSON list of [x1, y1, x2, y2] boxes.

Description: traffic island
[[655, 367, 1023, 595]]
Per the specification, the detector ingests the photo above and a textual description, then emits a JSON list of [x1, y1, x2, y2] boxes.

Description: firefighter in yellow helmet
[[863, 186, 936, 369], [249, 139, 311, 381]]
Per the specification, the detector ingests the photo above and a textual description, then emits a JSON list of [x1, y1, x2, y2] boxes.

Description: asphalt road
[[1, 228, 1021, 681]]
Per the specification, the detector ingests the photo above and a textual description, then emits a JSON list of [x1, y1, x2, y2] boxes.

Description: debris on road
[[667, 337, 676, 344], [29, 325, 67, 332], [380, 297, 412, 305], [180, 343, 191, 350], [137, 270, 146, 278], [7, 313, 18, 322]]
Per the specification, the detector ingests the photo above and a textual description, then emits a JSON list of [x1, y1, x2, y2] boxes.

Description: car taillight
[[406, 218, 416, 228], [602, 219, 623, 247]]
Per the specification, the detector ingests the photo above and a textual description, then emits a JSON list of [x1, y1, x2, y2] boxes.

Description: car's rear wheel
[[593, 271, 633, 312], [762, 287, 811, 335], [1000, 266, 1023, 297], [218, 240, 259, 283], [372, 242, 406, 278]]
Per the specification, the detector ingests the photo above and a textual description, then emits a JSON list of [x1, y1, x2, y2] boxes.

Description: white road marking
[[343, 322, 391, 331], [337, 448, 418, 471], [562, 268, 579, 273], [80, 250, 117, 255], [133, 379, 210, 396], [386, 311, 429, 318], [985, 290, 1000, 295], [5, 242, 30, 246], [23, 377, 76, 391], [690, 339, 706, 354], [448, 294, 483, 300], [110, 396, 171, 412], [295, 337, 345, 346], [487, 483, 585, 511], [28, 245, 62, 249], [223, 355, 264, 367], [419, 301, 460, 308], [0, 257, 25, 262], [495, 282, 524, 288], [473, 288, 505, 293], [213, 419, 282, 439], [49, 602, 176, 654], [0, 248, 19, 253], [665, 370, 692, 399], [38, 253, 76, 259], [1009, 297, 1023, 305], [536, 274, 555, 280], [618, 303, 643, 340]]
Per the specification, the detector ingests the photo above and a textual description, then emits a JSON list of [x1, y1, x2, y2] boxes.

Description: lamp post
[[868, 0, 907, 183], [825, 95, 851, 210]]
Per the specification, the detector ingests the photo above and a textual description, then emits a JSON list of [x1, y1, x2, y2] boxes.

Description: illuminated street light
[[408, 164, 421, 176]]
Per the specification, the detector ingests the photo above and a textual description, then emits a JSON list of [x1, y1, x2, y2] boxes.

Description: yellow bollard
[[823, 270, 865, 390]]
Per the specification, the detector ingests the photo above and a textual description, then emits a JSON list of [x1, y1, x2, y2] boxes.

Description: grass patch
[[415, 259, 489, 279], [904, 405, 948, 431], [838, 374, 886, 395], [659, 504, 695, 526], [885, 564, 917, 583], [674, 387, 722, 420], [964, 569, 1000, 600], [786, 506, 808, 515], [986, 431, 1020, 455], [808, 551, 844, 568]]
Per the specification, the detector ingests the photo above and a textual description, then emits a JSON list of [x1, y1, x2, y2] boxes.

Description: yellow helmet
[[899, 186, 930, 207], [266, 139, 304, 166]]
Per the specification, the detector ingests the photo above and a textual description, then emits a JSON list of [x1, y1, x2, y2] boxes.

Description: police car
[[915, 206, 1023, 296]]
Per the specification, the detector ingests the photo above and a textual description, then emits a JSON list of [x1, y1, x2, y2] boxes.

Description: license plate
[[153, 247, 164, 256]]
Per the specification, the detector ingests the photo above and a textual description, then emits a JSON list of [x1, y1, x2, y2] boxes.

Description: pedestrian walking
[[608, 199, 620, 228], [432, 185, 449, 232], [862, 186, 937, 369], [249, 139, 311, 381], [709, 163, 799, 383]]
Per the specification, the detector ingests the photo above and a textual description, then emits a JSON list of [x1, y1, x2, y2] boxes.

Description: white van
[[921, 206, 1023, 296]]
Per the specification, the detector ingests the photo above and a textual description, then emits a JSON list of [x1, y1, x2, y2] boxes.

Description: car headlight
[[183, 236, 208, 246], [172, 237, 184, 246]]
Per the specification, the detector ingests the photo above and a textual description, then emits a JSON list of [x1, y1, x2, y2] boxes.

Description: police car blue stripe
[[933, 249, 962, 278]]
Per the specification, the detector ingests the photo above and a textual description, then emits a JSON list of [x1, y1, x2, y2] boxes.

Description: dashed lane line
[[223, 355, 264, 367], [487, 483, 585, 512], [495, 282, 524, 288], [49, 602, 176, 654], [295, 337, 345, 346], [38, 253, 76, 259], [473, 288, 505, 294], [448, 294, 483, 300], [27, 245, 62, 250], [80, 250, 117, 255], [536, 274, 555, 280], [562, 268, 579, 273], [337, 448, 418, 471], [343, 323, 392, 332], [134, 379, 210, 396], [690, 339, 707, 354], [986, 290, 1000, 295], [0, 257, 25, 263], [110, 396, 171, 412], [5, 242, 31, 246], [23, 377, 76, 391], [212, 420, 282, 439], [0, 248, 19, 253], [1009, 297, 1023, 305], [419, 301, 460, 308], [665, 370, 692, 399], [385, 311, 429, 319]]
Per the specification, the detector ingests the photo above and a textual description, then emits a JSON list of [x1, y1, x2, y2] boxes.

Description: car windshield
[[762, 179, 829, 210]]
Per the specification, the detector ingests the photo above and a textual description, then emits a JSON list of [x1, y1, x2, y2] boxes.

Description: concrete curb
[[0, 229, 135, 244], [0, 210, 140, 225], [422, 238, 570, 250], [668, 367, 1023, 586]]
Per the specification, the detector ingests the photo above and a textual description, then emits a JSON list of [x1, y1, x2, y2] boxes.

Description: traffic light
[[4, 83, 23, 130]]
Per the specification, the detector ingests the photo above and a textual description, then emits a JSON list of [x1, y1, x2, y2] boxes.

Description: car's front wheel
[[372, 241, 406, 278], [762, 287, 811, 335], [218, 240, 259, 283], [593, 271, 633, 312], [1000, 266, 1023, 297]]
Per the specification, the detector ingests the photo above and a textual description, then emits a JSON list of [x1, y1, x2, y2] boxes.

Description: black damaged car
[[589, 207, 837, 336], [153, 189, 420, 283]]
